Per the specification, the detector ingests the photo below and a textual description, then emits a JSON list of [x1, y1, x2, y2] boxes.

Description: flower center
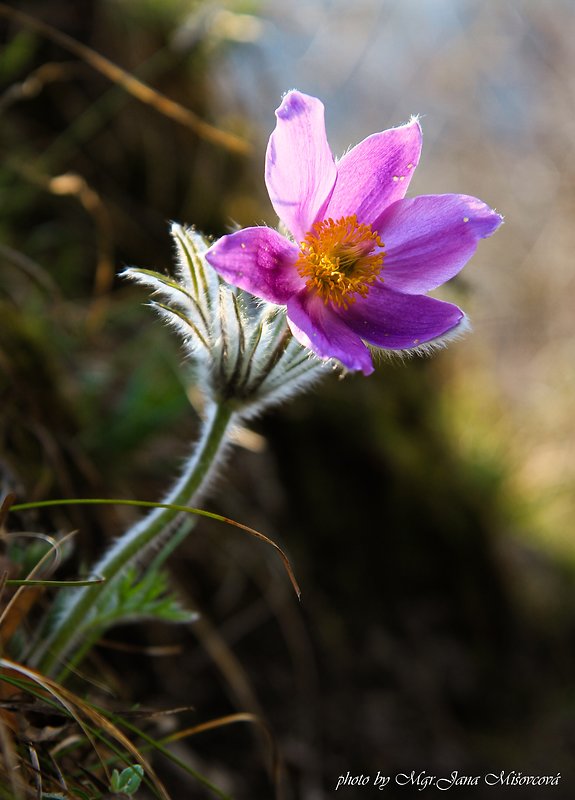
[[295, 215, 385, 309]]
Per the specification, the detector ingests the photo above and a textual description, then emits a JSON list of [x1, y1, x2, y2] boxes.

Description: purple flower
[[205, 91, 503, 375]]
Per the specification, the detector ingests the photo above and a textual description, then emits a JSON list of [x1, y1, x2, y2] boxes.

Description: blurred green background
[[2, 1, 575, 797]]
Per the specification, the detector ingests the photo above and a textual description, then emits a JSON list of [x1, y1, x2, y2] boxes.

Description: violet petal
[[375, 194, 503, 294], [265, 91, 337, 242], [287, 291, 374, 374], [339, 283, 465, 350], [324, 119, 422, 226], [205, 227, 302, 305]]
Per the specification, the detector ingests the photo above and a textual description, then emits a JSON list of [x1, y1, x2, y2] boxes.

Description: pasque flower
[[205, 90, 503, 374]]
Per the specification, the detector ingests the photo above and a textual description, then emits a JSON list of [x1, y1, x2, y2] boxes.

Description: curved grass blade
[[10, 498, 301, 599]]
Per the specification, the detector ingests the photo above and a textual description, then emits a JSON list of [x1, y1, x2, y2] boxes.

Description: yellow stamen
[[295, 215, 384, 309]]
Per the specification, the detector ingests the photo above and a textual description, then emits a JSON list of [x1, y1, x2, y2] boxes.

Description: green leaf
[[86, 564, 198, 632], [110, 764, 144, 795], [0, 31, 38, 82]]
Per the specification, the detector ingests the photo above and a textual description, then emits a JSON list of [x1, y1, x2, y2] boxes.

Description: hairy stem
[[34, 400, 236, 677]]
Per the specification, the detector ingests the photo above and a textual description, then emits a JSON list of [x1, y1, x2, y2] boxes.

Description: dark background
[[2, 1, 575, 797]]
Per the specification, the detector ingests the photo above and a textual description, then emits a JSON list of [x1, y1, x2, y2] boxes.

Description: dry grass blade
[[26, 743, 42, 798], [0, 573, 8, 608], [0, 530, 78, 644], [0, 61, 83, 115], [0, 660, 106, 784], [164, 711, 282, 786], [0, 711, 25, 800], [0, 659, 172, 800], [0, 3, 251, 156], [0, 495, 16, 530], [5, 159, 115, 325], [213, 512, 302, 600]]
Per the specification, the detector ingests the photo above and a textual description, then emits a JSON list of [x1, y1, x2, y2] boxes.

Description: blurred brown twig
[[0, 3, 252, 156]]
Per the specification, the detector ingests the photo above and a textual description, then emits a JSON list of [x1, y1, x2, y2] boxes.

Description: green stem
[[34, 400, 235, 677]]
